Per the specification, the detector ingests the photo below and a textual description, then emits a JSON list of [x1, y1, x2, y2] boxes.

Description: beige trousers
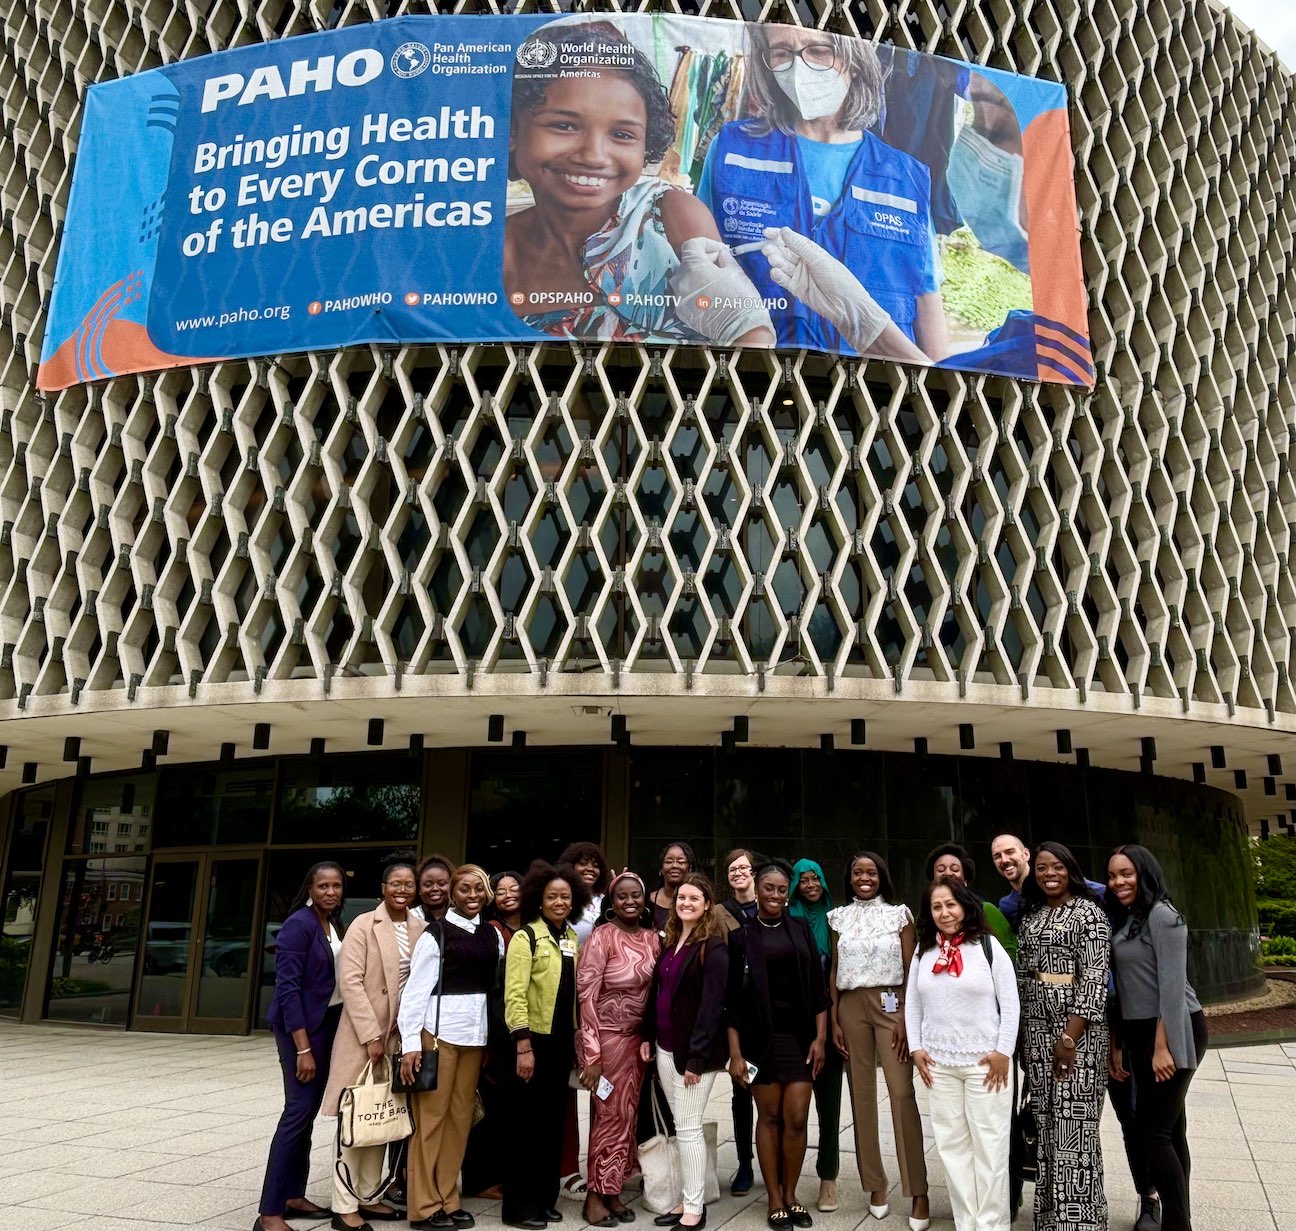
[[408, 1034, 484, 1219], [838, 985, 928, 1198], [334, 1140, 387, 1214]]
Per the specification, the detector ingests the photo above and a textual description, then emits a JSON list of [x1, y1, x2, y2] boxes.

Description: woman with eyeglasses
[[697, 26, 946, 363], [322, 862, 416, 1228], [649, 842, 696, 935]]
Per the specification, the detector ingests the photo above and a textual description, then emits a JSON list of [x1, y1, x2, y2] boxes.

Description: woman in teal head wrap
[[788, 858, 842, 1213]]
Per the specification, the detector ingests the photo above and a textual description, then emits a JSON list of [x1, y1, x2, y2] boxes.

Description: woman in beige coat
[[323, 862, 418, 1229]]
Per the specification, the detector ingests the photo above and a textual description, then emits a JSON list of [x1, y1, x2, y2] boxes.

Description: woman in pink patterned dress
[[577, 871, 661, 1227]]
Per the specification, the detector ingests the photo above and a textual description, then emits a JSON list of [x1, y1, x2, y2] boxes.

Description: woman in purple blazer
[[258, 862, 347, 1231]]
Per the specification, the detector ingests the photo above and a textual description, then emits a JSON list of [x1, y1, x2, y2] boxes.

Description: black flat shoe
[[767, 1211, 791, 1231], [504, 1221, 548, 1230], [543, 1211, 563, 1224], [730, 1166, 754, 1197], [448, 1214, 476, 1228], [678, 1216, 705, 1231], [360, 1210, 404, 1223], [286, 1207, 334, 1222], [652, 1215, 681, 1227], [330, 1218, 372, 1231], [787, 1206, 813, 1228], [613, 1211, 636, 1224]]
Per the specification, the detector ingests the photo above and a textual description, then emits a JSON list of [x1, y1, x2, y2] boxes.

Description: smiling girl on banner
[[502, 21, 775, 348]]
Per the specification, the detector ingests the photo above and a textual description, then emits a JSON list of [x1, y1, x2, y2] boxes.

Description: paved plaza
[[0, 1023, 1293, 1231]]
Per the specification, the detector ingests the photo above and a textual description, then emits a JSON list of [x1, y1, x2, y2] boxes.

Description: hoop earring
[[604, 906, 618, 922]]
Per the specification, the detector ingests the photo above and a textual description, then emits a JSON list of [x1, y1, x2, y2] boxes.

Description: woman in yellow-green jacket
[[500, 862, 590, 1231]]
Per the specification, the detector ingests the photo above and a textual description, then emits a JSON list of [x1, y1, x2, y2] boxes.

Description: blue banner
[[40, 15, 1093, 390]]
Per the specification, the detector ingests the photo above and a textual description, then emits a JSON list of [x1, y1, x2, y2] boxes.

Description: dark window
[[156, 768, 274, 847], [274, 755, 419, 846]]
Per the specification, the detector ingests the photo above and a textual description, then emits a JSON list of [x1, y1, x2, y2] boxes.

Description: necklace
[[757, 915, 784, 928]]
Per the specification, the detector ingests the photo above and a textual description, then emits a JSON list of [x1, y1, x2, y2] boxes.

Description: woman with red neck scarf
[[905, 877, 1018, 1231]]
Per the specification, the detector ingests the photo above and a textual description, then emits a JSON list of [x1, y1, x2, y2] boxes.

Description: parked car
[[141, 921, 190, 975], [206, 923, 281, 978]]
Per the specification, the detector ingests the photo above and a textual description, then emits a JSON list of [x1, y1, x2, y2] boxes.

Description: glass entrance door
[[133, 852, 263, 1033]]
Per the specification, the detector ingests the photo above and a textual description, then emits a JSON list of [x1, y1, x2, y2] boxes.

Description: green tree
[[1255, 837, 1296, 900]]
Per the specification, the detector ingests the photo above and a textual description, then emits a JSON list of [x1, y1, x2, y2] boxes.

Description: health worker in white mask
[[697, 26, 949, 363]]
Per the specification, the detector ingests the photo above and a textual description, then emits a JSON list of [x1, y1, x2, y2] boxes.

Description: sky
[[1221, 2, 1296, 71]]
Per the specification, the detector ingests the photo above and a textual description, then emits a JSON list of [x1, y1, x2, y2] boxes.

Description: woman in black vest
[[398, 864, 502, 1230], [726, 861, 830, 1231]]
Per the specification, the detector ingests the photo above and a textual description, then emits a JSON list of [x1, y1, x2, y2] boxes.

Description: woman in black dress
[[726, 861, 830, 1230]]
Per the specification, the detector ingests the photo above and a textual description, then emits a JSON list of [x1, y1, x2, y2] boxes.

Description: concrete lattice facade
[[1, 0, 1295, 832]]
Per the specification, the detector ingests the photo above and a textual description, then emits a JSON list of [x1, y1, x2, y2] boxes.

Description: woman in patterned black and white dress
[[1017, 841, 1112, 1231]]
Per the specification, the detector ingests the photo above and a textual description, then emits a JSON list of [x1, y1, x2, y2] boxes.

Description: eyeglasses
[[763, 43, 838, 73], [730, 864, 753, 874], [385, 881, 416, 892]]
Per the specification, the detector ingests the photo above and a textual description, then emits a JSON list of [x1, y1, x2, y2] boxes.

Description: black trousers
[[501, 1031, 573, 1222], [1124, 1012, 1209, 1231], [260, 1004, 341, 1216], [731, 1077, 753, 1168], [1107, 1066, 1151, 1195]]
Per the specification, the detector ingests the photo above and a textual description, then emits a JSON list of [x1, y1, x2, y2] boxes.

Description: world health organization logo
[[391, 43, 431, 79], [516, 39, 557, 69]]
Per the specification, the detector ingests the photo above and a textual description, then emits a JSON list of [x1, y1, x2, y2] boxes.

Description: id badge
[[881, 990, 899, 1014], [596, 1076, 614, 1101], [559, 938, 577, 958]]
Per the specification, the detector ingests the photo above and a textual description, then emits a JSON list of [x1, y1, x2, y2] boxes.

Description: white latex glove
[[670, 237, 774, 346], [760, 226, 893, 352]]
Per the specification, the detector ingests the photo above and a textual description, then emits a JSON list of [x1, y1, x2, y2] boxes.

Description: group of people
[[256, 834, 1206, 1231]]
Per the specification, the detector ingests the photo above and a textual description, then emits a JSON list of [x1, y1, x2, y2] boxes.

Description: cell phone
[[596, 1076, 614, 1101], [745, 1062, 759, 1084]]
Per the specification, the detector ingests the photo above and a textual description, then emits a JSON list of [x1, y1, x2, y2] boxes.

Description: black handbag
[[1009, 1064, 1039, 1209], [393, 919, 443, 1095]]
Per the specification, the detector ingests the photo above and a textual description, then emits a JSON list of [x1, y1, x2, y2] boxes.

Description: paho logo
[[516, 39, 557, 69], [202, 50, 383, 112], [391, 43, 431, 79], [722, 196, 740, 217]]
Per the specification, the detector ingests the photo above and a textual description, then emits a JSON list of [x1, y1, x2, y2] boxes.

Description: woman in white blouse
[[828, 852, 929, 1231], [399, 864, 504, 1230], [906, 877, 1019, 1231]]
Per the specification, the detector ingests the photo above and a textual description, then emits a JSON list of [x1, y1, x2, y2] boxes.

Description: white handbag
[[337, 1056, 413, 1149], [639, 1075, 720, 1213]]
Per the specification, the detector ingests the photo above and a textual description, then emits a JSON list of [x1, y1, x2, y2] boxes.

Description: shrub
[[1264, 938, 1296, 969], [1257, 897, 1296, 938]]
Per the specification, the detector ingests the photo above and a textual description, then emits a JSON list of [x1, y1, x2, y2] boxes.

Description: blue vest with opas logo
[[708, 122, 937, 352]]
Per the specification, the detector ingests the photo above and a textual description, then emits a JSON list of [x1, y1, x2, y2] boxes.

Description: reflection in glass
[[275, 755, 419, 845], [196, 859, 260, 1022], [47, 857, 147, 1025], [136, 861, 197, 1020], [67, 775, 156, 856], [155, 768, 273, 847], [0, 790, 50, 1014]]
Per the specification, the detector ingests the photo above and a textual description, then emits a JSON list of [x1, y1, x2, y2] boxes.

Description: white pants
[[334, 1141, 386, 1214], [656, 1051, 717, 1215], [928, 1061, 1012, 1231]]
